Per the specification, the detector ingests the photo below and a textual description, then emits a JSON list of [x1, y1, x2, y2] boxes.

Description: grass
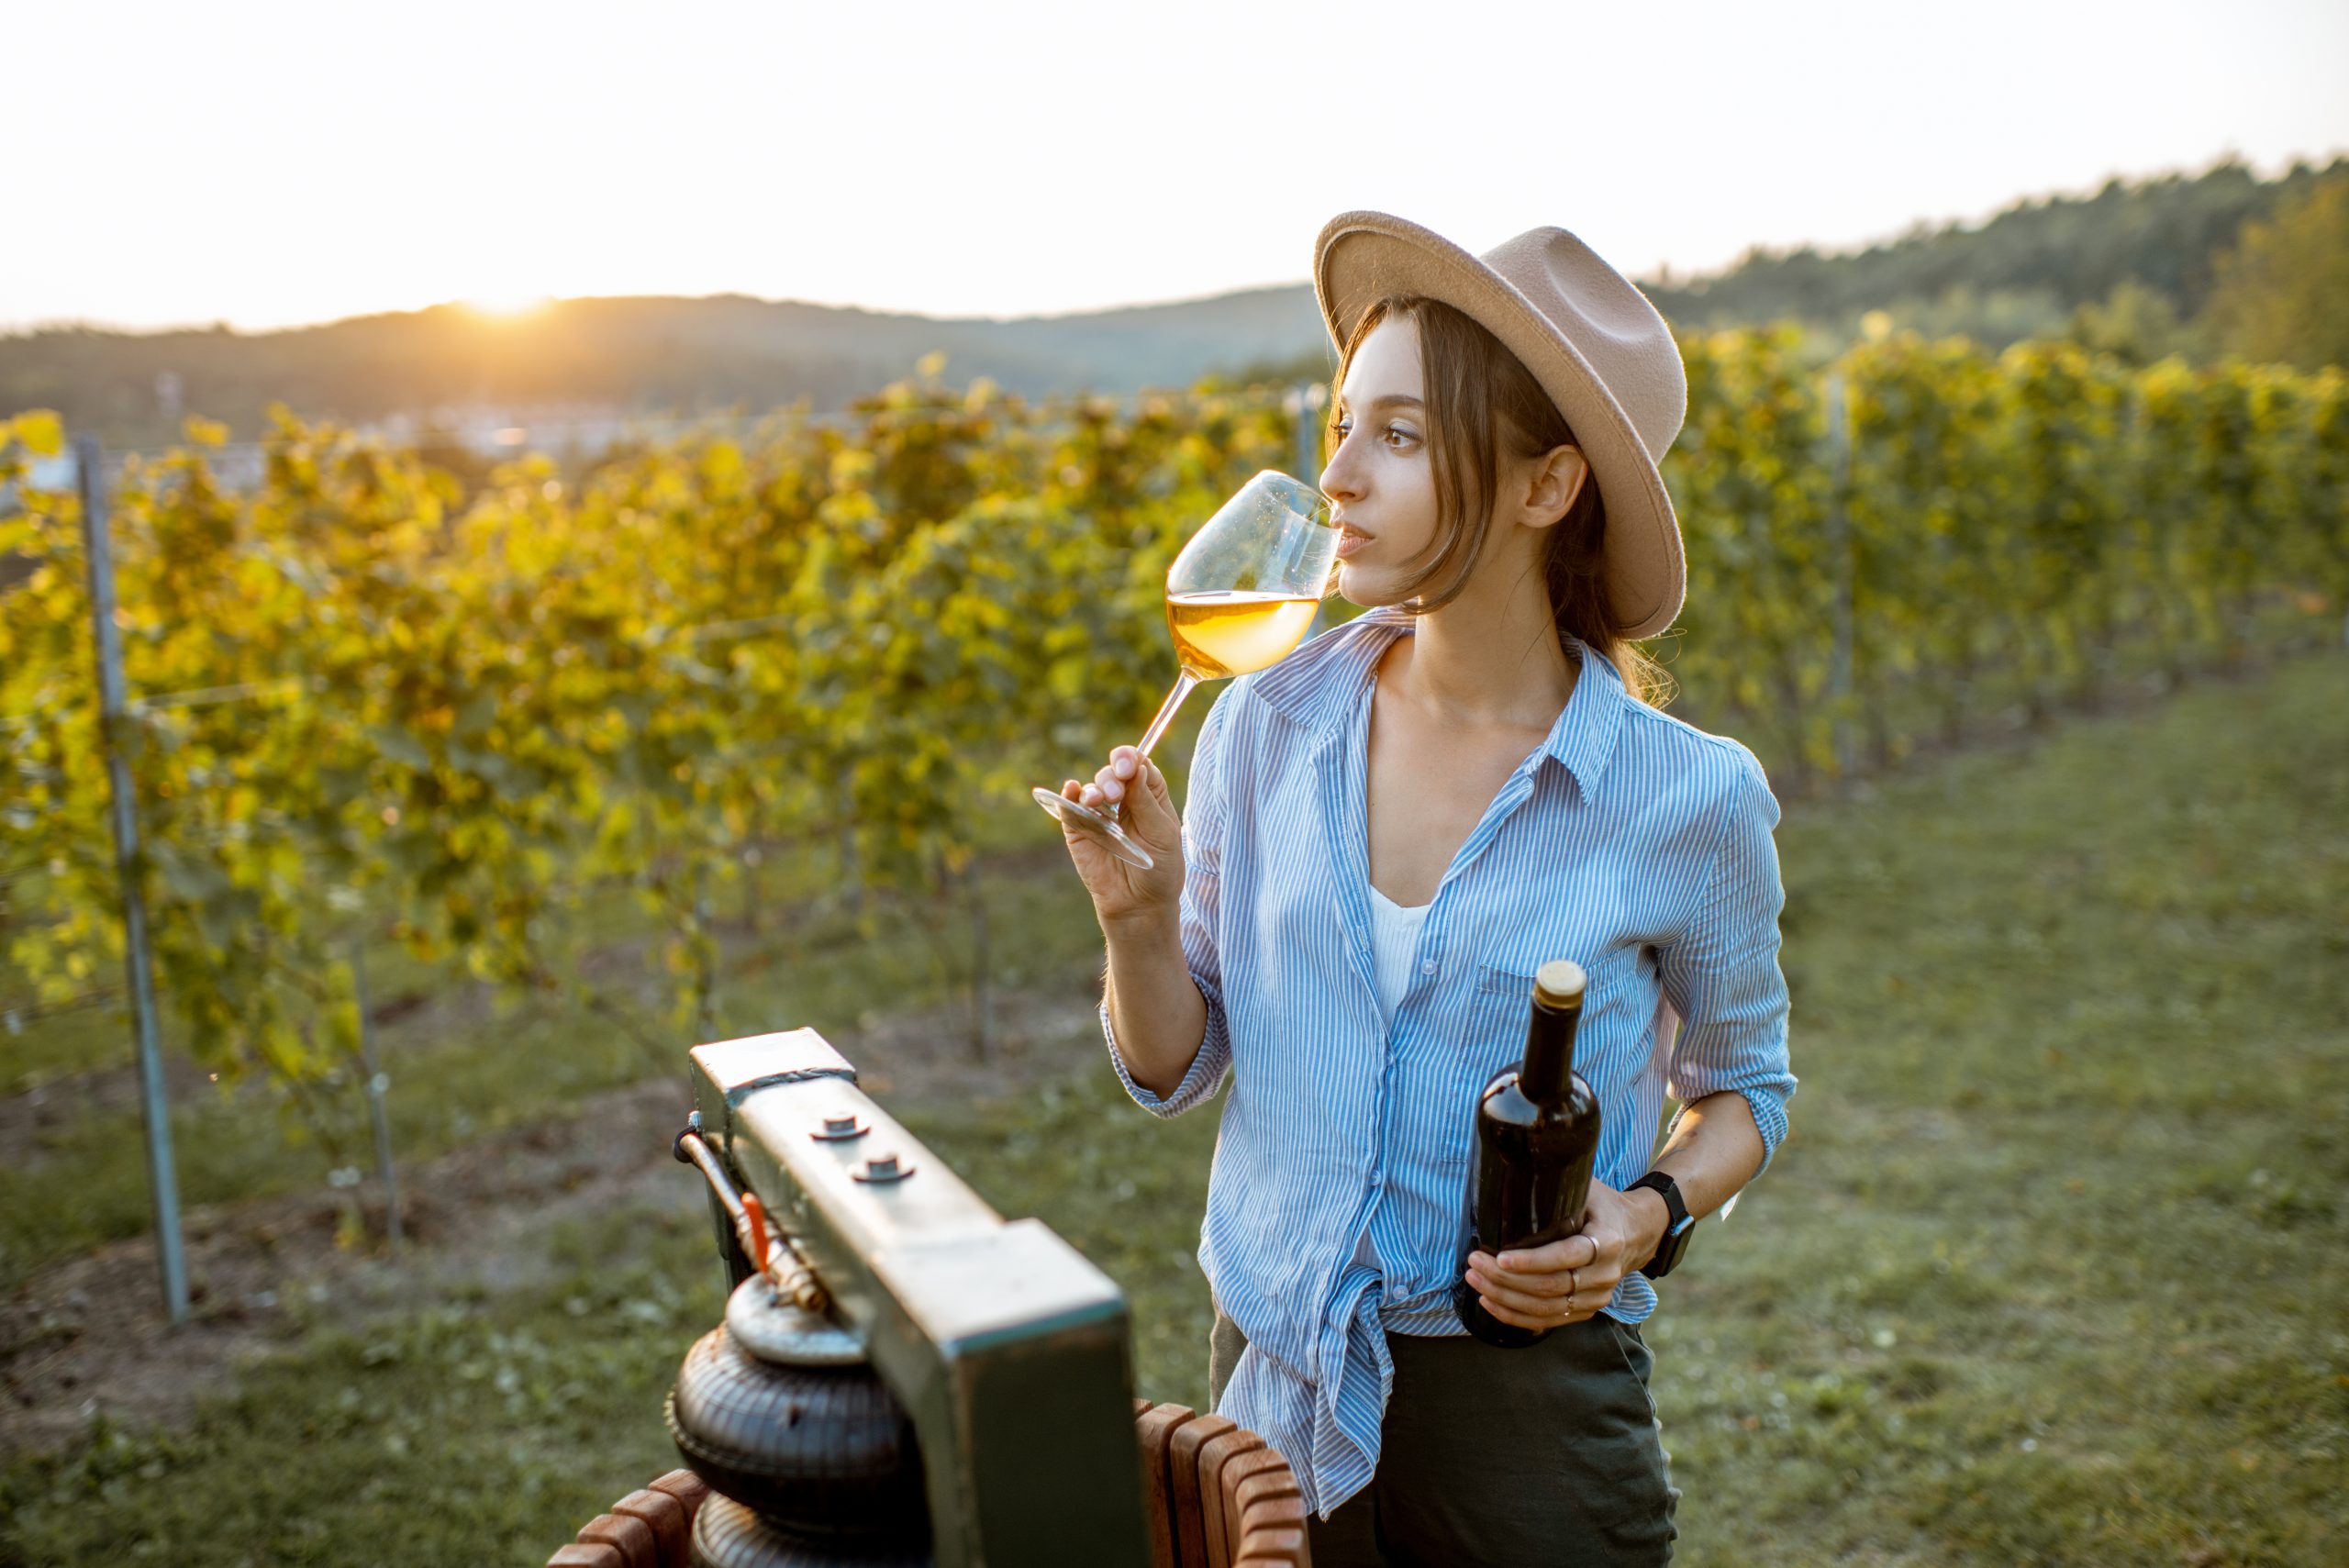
[[0, 783, 1128, 1294], [5, 647, 2345, 1564], [0, 1207, 719, 1566]]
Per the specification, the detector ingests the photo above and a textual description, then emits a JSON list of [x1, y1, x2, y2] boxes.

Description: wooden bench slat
[[609, 1488, 692, 1564], [1197, 1427, 1266, 1567], [1135, 1403, 1199, 1567], [1234, 1469, 1300, 1518], [1214, 1448, 1293, 1557], [547, 1547, 623, 1568], [1233, 1534, 1310, 1568], [1240, 1493, 1315, 1568], [645, 1469, 711, 1516], [576, 1511, 659, 1568], [1168, 1414, 1237, 1568]]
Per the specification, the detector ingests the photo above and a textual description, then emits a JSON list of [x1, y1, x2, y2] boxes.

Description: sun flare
[[460, 290, 553, 320]]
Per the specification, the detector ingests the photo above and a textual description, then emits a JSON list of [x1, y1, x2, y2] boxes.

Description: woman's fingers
[[1079, 749, 1172, 826], [1468, 1244, 1591, 1296], [1476, 1296, 1555, 1330], [1081, 750, 1135, 807], [1476, 1292, 1599, 1330], [1466, 1234, 1618, 1327], [1473, 1266, 1574, 1301], [1487, 1235, 1599, 1275], [1465, 1270, 1570, 1317], [1055, 750, 1184, 917], [1468, 1262, 1610, 1326], [1123, 755, 1174, 820]]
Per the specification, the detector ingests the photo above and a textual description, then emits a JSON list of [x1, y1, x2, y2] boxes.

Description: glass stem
[[1107, 673, 1197, 821]]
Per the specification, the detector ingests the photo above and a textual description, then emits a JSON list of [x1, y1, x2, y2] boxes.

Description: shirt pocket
[[1469, 950, 1651, 1107], [1460, 961, 1540, 1097]]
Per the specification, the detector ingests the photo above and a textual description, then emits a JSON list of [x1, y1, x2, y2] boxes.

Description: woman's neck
[[1388, 561, 1576, 733]]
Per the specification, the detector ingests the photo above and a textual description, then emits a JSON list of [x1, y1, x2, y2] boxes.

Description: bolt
[[852, 1151, 914, 1184]]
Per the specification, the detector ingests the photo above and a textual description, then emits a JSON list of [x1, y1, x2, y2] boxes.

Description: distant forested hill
[[5, 153, 2338, 446], [1643, 153, 2347, 350]]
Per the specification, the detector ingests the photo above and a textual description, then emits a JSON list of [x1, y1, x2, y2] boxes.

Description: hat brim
[[1313, 211, 1685, 640]]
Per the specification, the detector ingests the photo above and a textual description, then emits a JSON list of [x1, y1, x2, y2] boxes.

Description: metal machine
[[668, 1028, 1152, 1568]]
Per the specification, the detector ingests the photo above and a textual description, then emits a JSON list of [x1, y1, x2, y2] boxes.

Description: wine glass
[[1033, 469, 1339, 870]]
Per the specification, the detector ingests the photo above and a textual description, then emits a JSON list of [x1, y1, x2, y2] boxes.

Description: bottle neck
[[1520, 999, 1581, 1104]]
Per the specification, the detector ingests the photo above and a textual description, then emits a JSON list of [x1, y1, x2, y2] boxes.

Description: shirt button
[[1419, 960, 1438, 976]]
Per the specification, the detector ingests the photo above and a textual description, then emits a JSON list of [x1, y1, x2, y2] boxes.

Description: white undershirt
[[1360, 677, 1434, 1271], [1358, 883, 1432, 1273], [1367, 883, 1432, 1028]]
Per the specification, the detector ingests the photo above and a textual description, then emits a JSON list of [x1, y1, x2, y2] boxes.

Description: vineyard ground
[[0, 621, 2307, 1302], [1, 645, 2344, 1563], [0, 981, 1111, 1457], [0, 803, 1130, 1295]]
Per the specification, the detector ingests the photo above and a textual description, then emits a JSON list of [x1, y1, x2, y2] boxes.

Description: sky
[[8, 0, 2346, 334]]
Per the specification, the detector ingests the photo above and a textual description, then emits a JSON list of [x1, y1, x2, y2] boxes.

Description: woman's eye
[[1329, 418, 1418, 450]]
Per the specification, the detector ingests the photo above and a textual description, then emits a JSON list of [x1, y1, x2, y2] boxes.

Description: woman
[[1055, 212, 1796, 1567]]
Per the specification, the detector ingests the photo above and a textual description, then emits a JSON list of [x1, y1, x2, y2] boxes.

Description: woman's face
[[1319, 315, 1440, 607]]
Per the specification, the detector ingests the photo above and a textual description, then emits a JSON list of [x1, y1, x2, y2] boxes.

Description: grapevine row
[[1, 335, 2342, 1167]]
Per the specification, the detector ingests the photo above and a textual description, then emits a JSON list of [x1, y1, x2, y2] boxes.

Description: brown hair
[[1329, 295, 1676, 709]]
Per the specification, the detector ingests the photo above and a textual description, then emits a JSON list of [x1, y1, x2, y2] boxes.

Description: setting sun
[[460, 290, 553, 320]]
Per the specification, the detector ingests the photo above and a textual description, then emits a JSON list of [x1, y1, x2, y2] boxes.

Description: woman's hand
[[1463, 1178, 1672, 1332], [1057, 745, 1186, 929]]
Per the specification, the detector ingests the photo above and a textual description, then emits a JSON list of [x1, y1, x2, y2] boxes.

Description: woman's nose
[[1320, 436, 1363, 503]]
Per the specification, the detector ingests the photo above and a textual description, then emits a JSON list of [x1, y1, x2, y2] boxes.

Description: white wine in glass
[[1035, 470, 1339, 871], [1164, 589, 1322, 678]]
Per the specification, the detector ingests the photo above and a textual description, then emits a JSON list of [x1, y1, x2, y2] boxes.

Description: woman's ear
[[1520, 445, 1590, 530]]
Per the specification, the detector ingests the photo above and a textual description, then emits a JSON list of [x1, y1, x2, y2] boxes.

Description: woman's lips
[[1335, 526, 1373, 559]]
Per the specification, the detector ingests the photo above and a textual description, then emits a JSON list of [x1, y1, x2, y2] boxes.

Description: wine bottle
[[1453, 958, 1602, 1349]]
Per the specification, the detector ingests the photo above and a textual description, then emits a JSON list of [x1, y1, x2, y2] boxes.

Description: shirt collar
[[1250, 603, 1627, 803]]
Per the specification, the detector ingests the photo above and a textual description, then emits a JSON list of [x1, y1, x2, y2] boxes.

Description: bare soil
[[0, 985, 1108, 1459]]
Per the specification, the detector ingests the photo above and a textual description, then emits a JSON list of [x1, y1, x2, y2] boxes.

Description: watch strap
[[1629, 1171, 1693, 1279]]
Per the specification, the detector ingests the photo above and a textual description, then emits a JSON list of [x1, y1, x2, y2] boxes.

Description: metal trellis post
[[350, 936, 402, 1252], [77, 434, 190, 1324], [1824, 373, 1855, 781], [1294, 379, 1326, 488]]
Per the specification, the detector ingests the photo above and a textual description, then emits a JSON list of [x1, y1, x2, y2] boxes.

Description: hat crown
[[1474, 226, 1687, 463]]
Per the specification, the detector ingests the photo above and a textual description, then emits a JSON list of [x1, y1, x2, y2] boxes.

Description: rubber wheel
[[666, 1325, 925, 1540], [690, 1492, 933, 1568]]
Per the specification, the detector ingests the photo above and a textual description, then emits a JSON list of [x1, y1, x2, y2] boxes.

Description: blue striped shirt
[[1099, 603, 1797, 1518]]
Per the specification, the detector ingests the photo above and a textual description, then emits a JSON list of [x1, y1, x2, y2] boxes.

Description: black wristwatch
[[1628, 1172, 1695, 1279]]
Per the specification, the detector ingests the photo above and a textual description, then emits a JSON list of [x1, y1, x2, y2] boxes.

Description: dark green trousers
[[1209, 1309, 1678, 1566]]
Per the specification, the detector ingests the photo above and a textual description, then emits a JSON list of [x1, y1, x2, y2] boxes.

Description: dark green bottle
[[1453, 959, 1601, 1349]]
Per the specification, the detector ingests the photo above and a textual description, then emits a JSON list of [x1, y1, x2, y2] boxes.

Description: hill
[[0, 286, 1333, 451], [1650, 153, 2343, 336], [4, 153, 2339, 447]]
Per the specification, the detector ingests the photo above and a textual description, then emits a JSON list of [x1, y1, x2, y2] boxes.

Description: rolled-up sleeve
[[1101, 686, 1236, 1118], [1657, 748, 1797, 1173]]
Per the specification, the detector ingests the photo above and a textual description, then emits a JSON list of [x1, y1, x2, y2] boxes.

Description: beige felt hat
[[1313, 211, 1688, 639]]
